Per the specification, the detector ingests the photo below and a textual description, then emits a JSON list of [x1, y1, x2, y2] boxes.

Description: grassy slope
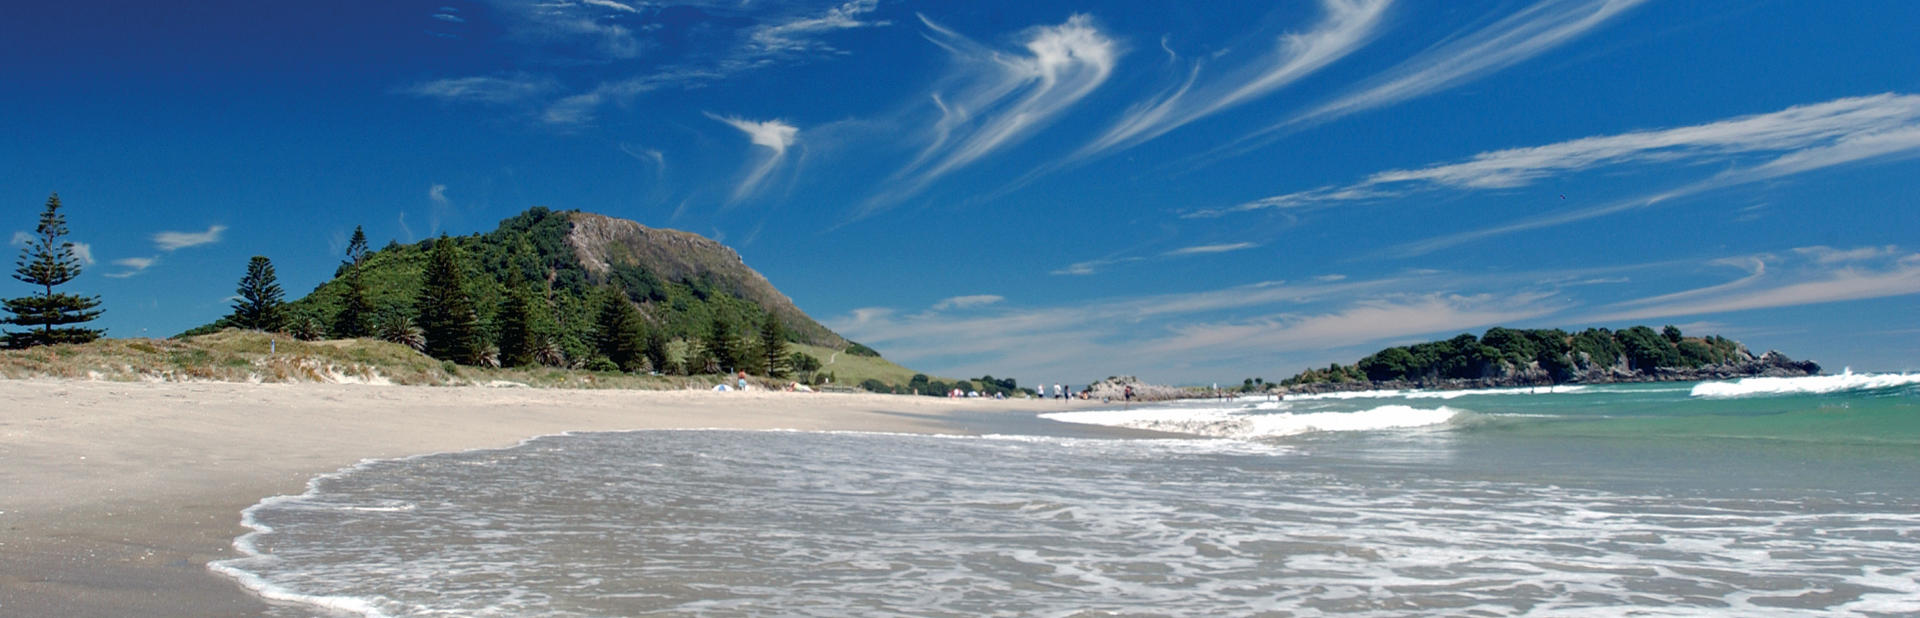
[[0, 331, 903, 390], [790, 343, 926, 389]]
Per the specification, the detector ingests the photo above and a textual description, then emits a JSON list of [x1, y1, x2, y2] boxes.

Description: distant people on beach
[[1054, 383, 1063, 399]]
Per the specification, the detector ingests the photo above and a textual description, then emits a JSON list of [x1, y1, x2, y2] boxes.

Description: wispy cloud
[[866, 13, 1117, 210], [709, 114, 799, 200], [1079, 0, 1391, 158], [104, 256, 156, 279], [1138, 292, 1560, 360], [71, 242, 95, 266], [487, 0, 882, 127], [402, 74, 555, 104], [479, 0, 647, 60], [1583, 247, 1920, 323], [1163, 242, 1260, 257], [1389, 102, 1920, 256], [746, 0, 887, 58], [433, 12, 465, 23], [826, 270, 1567, 382], [1293, 0, 1647, 128], [8, 231, 29, 247], [1051, 256, 1143, 276], [428, 184, 454, 233], [1215, 93, 1920, 216], [931, 294, 1005, 311], [153, 225, 226, 251]]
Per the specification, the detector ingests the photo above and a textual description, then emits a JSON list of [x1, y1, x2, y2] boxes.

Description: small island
[[1278, 325, 1821, 395]]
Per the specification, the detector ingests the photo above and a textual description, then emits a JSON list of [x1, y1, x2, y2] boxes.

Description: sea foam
[[1286, 384, 1588, 401], [1041, 405, 1462, 440], [1690, 371, 1920, 398]]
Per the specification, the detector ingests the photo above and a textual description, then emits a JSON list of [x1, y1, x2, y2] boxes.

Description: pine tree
[[228, 256, 285, 331], [416, 236, 483, 363], [643, 328, 668, 374], [758, 313, 788, 378], [332, 263, 375, 338], [344, 225, 369, 266], [706, 316, 739, 373], [497, 286, 537, 368], [3, 193, 104, 347], [592, 284, 647, 372]]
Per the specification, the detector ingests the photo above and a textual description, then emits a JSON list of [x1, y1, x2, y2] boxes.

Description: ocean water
[[215, 373, 1920, 617]]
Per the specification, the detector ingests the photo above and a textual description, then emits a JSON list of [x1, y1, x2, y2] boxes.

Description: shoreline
[[0, 379, 1108, 617]]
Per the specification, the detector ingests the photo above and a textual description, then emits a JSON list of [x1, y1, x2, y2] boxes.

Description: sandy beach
[[0, 379, 1096, 617]]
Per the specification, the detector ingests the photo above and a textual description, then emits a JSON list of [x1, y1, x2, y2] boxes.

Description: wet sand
[[0, 379, 1092, 616]]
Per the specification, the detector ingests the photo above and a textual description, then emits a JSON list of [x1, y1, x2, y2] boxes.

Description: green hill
[[182, 207, 911, 384]]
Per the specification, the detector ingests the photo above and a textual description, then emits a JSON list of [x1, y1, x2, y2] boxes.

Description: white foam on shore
[[1042, 405, 1463, 440], [1287, 384, 1589, 401], [209, 490, 395, 618], [1690, 371, 1920, 398]]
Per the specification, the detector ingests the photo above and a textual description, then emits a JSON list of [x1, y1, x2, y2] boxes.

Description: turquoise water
[[217, 373, 1920, 616]]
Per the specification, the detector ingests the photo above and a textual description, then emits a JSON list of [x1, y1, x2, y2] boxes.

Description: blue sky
[[3, 0, 1917, 383]]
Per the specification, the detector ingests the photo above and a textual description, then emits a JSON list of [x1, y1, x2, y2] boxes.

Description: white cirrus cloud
[[1582, 247, 1920, 323], [1386, 101, 1920, 257], [747, 0, 886, 57], [1219, 91, 1920, 218], [1294, 0, 1647, 128], [1163, 242, 1261, 257], [931, 295, 1005, 311], [402, 74, 555, 104], [1079, 0, 1391, 159], [8, 231, 29, 247], [709, 114, 800, 200], [153, 225, 226, 251], [867, 13, 1117, 210]]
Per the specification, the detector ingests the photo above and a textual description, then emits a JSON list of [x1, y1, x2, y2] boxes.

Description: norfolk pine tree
[[228, 256, 285, 331], [591, 284, 648, 372], [416, 236, 484, 363], [706, 316, 739, 374], [758, 313, 788, 378], [3, 193, 103, 347]]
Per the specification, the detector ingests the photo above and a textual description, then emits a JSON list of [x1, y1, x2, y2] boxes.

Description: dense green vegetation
[[179, 207, 910, 385], [1284, 325, 1746, 387]]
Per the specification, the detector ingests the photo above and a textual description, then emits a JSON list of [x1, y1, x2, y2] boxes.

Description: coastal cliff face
[[1283, 349, 1821, 395]]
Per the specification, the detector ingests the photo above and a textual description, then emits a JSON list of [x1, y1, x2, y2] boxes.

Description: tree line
[[1283, 325, 1747, 386]]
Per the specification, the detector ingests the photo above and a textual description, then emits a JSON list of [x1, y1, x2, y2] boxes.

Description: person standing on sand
[[1054, 383, 1062, 400]]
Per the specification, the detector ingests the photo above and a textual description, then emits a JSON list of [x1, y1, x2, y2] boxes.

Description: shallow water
[[218, 374, 1920, 617]]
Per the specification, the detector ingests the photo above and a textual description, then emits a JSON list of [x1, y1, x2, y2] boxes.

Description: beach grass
[[0, 330, 919, 390]]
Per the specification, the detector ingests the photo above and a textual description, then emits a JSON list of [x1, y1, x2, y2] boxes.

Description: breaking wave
[[1691, 371, 1920, 398], [1041, 405, 1465, 440]]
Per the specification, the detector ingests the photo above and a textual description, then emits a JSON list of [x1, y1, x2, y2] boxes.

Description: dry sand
[[0, 379, 1100, 617]]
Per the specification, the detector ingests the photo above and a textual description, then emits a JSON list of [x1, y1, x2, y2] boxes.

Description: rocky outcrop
[[1083, 376, 1189, 402], [565, 212, 847, 348], [1282, 350, 1820, 396]]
